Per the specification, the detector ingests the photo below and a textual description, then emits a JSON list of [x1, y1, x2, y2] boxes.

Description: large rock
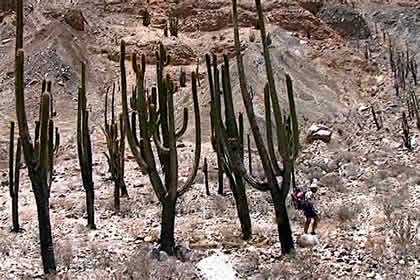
[[196, 253, 238, 280], [317, 4, 370, 39], [306, 124, 332, 143], [297, 234, 320, 247]]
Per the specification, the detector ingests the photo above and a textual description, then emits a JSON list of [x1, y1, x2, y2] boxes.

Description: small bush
[[336, 203, 360, 224], [55, 240, 73, 270]]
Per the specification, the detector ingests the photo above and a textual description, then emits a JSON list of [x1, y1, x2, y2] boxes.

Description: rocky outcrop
[[318, 4, 370, 39]]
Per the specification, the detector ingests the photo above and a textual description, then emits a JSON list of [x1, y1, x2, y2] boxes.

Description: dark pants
[[304, 215, 319, 234]]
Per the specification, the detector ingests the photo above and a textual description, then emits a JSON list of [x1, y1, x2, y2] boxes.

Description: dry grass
[[55, 239, 74, 270], [320, 173, 346, 192], [336, 203, 361, 224], [123, 244, 196, 280]]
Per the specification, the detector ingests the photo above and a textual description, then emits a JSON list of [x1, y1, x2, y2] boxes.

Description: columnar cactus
[[120, 41, 201, 255], [228, 0, 300, 254], [169, 16, 179, 37], [77, 62, 96, 229], [14, 0, 56, 272], [402, 112, 411, 150], [9, 121, 22, 233], [206, 54, 252, 239]]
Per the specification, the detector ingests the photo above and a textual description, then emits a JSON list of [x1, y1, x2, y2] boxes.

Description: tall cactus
[[206, 54, 252, 239], [14, 0, 56, 272], [77, 62, 96, 229], [9, 122, 22, 233], [103, 82, 129, 213], [208, 59, 225, 195], [228, 0, 300, 254], [120, 41, 201, 255]]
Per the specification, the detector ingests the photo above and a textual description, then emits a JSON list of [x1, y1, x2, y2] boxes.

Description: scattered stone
[[306, 124, 333, 143]]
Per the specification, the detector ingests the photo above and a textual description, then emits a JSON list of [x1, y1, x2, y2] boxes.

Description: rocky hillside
[[0, 0, 419, 279]]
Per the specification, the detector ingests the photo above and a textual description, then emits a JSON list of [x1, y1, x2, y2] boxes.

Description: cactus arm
[[254, 0, 289, 159], [166, 76, 179, 199], [175, 107, 188, 139], [48, 120, 54, 191], [39, 93, 50, 170], [264, 84, 282, 175], [15, 0, 23, 52], [77, 87, 87, 177], [209, 55, 269, 191], [285, 74, 299, 160], [104, 85, 109, 131], [231, 0, 275, 184], [84, 111, 93, 177], [238, 112, 244, 162], [119, 114, 125, 178], [9, 122, 15, 198], [221, 55, 239, 137], [177, 72, 201, 197], [15, 138, 22, 196], [15, 50, 36, 166], [152, 123, 170, 153]]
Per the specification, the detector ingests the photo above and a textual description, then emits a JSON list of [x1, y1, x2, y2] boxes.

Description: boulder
[[306, 124, 332, 143], [196, 252, 238, 280], [297, 234, 320, 247]]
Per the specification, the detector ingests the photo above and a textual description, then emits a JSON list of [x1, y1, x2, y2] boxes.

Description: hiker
[[302, 183, 319, 235]]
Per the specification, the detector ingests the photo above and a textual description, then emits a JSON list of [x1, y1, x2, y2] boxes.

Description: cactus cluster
[[77, 63, 96, 229], [229, 0, 300, 254], [103, 81, 129, 213], [205, 53, 252, 239], [15, 45, 56, 272], [120, 41, 201, 255], [407, 89, 420, 130]]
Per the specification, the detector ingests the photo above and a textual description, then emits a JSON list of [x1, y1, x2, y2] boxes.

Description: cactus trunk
[[77, 63, 96, 229]]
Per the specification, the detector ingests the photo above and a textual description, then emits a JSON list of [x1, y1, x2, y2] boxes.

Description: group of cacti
[[10, 0, 304, 274], [119, 39, 201, 255], [387, 37, 419, 149]]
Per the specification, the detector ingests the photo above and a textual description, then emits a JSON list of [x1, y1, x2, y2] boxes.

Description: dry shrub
[[381, 193, 405, 221], [0, 231, 11, 257], [390, 215, 420, 257], [55, 239, 73, 270], [212, 195, 227, 216], [89, 242, 113, 269], [336, 203, 361, 224], [320, 173, 346, 193], [336, 151, 356, 164], [124, 244, 196, 279]]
